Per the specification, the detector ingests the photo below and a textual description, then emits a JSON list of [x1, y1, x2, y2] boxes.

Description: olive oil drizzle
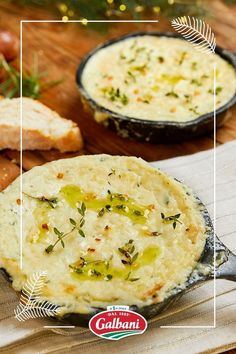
[[69, 245, 160, 282], [60, 185, 148, 224]]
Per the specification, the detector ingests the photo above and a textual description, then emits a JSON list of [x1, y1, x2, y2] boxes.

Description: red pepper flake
[[104, 225, 110, 231], [42, 223, 49, 230], [95, 238, 101, 242], [148, 204, 155, 210], [57, 173, 64, 179], [88, 248, 96, 252], [16, 199, 21, 205]]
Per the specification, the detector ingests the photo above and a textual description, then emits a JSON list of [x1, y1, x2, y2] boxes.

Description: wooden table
[[0, 1, 235, 352], [0, 0, 236, 193]]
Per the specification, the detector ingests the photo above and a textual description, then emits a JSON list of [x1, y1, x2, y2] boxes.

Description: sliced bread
[[0, 97, 83, 152]]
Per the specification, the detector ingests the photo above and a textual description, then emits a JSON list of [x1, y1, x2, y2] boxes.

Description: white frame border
[[19, 19, 216, 329]]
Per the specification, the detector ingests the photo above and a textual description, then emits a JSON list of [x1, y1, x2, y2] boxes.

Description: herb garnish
[[189, 105, 199, 115], [101, 86, 129, 105], [69, 257, 113, 281], [178, 51, 187, 65], [161, 212, 182, 229], [108, 168, 116, 176], [118, 240, 139, 266], [0, 54, 62, 99], [190, 79, 202, 86], [45, 202, 86, 253], [158, 56, 164, 63], [208, 87, 222, 95], [165, 91, 179, 98], [23, 193, 58, 209]]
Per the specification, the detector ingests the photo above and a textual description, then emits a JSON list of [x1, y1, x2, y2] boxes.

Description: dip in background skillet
[[77, 33, 236, 143], [81, 35, 236, 123]]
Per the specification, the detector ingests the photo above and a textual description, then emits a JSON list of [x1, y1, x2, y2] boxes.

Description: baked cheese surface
[[0, 155, 207, 315], [82, 36, 236, 122]]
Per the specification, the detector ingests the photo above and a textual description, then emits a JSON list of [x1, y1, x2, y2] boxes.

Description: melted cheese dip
[[82, 36, 236, 122], [0, 155, 207, 315]]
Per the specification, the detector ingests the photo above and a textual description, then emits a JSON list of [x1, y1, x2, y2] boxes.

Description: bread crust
[[0, 124, 83, 152]]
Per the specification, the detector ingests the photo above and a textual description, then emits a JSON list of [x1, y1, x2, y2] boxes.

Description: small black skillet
[[1, 194, 236, 327], [76, 32, 236, 143]]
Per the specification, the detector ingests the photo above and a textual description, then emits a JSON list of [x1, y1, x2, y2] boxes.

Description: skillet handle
[[216, 249, 236, 282]]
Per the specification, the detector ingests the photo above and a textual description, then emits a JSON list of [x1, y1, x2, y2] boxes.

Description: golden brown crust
[[0, 124, 83, 152]]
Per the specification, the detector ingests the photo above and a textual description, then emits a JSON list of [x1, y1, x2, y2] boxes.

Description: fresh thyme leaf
[[129, 278, 140, 282], [150, 231, 161, 236], [161, 213, 182, 229], [191, 79, 202, 86], [78, 202, 86, 216], [98, 208, 105, 217], [23, 193, 58, 208], [54, 227, 63, 237], [80, 219, 85, 228], [105, 274, 113, 281], [131, 252, 139, 264], [69, 218, 77, 226], [125, 271, 131, 281], [165, 91, 179, 98], [45, 245, 54, 254], [79, 229, 85, 238], [108, 168, 116, 176], [133, 210, 142, 216]]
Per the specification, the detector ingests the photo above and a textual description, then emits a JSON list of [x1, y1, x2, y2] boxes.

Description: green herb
[[208, 87, 222, 95], [165, 91, 179, 98], [158, 56, 164, 63], [130, 64, 147, 74], [45, 226, 75, 254], [118, 240, 139, 267], [108, 168, 116, 176], [189, 106, 199, 115], [89, 269, 101, 277], [191, 62, 197, 70], [23, 193, 58, 209], [184, 94, 192, 104], [0, 54, 62, 99], [101, 86, 129, 105], [120, 53, 126, 60], [129, 277, 140, 282], [150, 231, 161, 236], [190, 79, 202, 86], [178, 51, 187, 65], [98, 208, 105, 217], [161, 212, 182, 229], [45, 203, 86, 253], [105, 274, 113, 281], [133, 210, 142, 216]]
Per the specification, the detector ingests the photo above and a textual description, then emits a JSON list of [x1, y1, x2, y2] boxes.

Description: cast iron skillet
[[59, 197, 236, 326], [76, 32, 236, 143], [1, 193, 236, 327]]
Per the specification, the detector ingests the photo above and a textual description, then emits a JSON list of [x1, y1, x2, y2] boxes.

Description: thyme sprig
[[23, 192, 58, 209], [69, 257, 113, 281], [118, 240, 139, 266], [45, 202, 86, 253], [161, 212, 182, 229]]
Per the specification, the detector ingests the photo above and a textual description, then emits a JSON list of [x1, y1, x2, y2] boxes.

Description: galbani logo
[[89, 306, 147, 340]]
